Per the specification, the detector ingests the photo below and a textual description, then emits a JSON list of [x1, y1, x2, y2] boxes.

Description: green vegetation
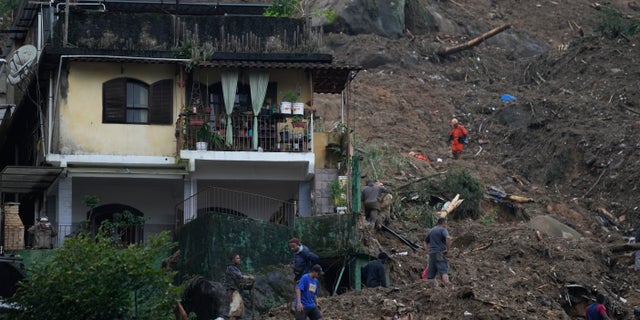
[[196, 123, 211, 142], [264, 0, 300, 17], [0, 0, 19, 16], [329, 178, 348, 207], [10, 231, 180, 320], [100, 210, 146, 246], [263, 0, 336, 23], [597, 5, 640, 39], [437, 168, 483, 219], [481, 207, 498, 225], [406, 168, 483, 220]]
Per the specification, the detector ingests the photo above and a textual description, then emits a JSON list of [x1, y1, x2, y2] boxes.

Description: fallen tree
[[438, 24, 512, 56]]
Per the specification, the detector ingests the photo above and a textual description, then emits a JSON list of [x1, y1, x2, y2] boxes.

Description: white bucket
[[280, 102, 292, 114], [292, 102, 305, 115]]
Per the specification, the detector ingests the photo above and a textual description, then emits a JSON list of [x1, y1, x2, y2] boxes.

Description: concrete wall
[[58, 62, 179, 156]]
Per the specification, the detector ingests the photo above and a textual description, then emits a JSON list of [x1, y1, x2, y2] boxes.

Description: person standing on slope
[[448, 118, 468, 160]]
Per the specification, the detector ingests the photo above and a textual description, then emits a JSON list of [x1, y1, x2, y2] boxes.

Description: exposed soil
[[266, 0, 640, 319]]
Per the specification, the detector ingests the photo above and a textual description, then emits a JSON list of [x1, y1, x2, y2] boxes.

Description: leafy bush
[[264, 0, 300, 17], [10, 231, 180, 320], [597, 6, 640, 39], [410, 168, 483, 220], [440, 169, 483, 219]]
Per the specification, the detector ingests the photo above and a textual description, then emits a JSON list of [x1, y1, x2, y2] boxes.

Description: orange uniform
[[449, 123, 468, 159]]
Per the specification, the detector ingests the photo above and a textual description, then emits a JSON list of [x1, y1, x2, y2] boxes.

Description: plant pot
[[196, 142, 208, 151], [292, 102, 305, 115], [280, 102, 292, 114], [292, 121, 306, 128]]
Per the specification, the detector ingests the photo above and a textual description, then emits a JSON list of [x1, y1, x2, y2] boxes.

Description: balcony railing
[[175, 186, 296, 227], [3, 223, 174, 250], [181, 112, 312, 152]]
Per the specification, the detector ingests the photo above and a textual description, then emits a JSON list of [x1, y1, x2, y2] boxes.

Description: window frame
[[102, 77, 173, 125]]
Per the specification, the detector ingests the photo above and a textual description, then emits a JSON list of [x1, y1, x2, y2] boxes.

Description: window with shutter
[[149, 79, 173, 124], [103, 78, 163, 124], [103, 78, 127, 123]]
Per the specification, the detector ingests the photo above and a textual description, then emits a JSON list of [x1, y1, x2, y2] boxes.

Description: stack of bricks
[[3, 202, 24, 250]]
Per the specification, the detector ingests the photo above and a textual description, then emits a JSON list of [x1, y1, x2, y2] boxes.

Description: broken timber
[[382, 225, 421, 251], [437, 194, 464, 218], [438, 24, 512, 56]]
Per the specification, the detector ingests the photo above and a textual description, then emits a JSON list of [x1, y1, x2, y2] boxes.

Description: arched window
[[126, 80, 149, 123], [90, 204, 145, 245], [103, 78, 173, 124]]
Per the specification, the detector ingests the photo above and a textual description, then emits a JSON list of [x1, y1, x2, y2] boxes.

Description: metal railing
[[2, 223, 174, 250], [181, 112, 312, 152], [175, 186, 296, 227]]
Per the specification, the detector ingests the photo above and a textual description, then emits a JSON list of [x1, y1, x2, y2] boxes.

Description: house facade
[[0, 0, 359, 249]]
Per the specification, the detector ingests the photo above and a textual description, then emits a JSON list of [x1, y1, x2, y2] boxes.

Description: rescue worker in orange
[[448, 118, 468, 160]]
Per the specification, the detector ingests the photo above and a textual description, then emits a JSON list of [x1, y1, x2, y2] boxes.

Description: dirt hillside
[[269, 0, 640, 319]]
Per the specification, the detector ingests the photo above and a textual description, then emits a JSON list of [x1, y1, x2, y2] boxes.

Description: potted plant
[[291, 115, 306, 128], [210, 132, 225, 150], [280, 90, 299, 114], [329, 178, 348, 213], [196, 124, 211, 150], [282, 90, 299, 103]]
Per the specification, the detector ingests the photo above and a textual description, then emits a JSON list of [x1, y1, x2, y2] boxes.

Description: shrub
[[11, 231, 180, 320], [596, 6, 640, 39], [264, 0, 300, 17]]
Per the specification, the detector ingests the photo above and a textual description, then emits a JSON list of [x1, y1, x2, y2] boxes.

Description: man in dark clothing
[[289, 237, 319, 282], [361, 180, 387, 228], [362, 252, 388, 288], [424, 217, 452, 284], [225, 253, 254, 320]]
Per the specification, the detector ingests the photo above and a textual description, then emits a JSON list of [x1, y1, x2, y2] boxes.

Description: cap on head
[[451, 118, 458, 125], [39, 217, 49, 222], [408, 151, 415, 157], [289, 237, 300, 246], [378, 252, 389, 260], [311, 264, 324, 274]]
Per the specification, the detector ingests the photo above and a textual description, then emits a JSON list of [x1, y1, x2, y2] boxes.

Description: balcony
[[175, 186, 296, 227], [180, 112, 312, 153]]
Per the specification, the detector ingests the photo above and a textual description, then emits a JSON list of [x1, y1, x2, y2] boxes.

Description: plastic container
[[292, 102, 305, 115], [280, 102, 292, 114]]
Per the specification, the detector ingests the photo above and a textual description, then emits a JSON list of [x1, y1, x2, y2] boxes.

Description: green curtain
[[249, 72, 269, 150], [221, 71, 239, 147]]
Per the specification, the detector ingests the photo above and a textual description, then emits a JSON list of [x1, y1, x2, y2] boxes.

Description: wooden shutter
[[149, 79, 173, 124], [102, 78, 126, 123]]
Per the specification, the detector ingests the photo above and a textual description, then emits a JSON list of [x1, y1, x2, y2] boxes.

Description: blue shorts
[[426, 252, 448, 279]]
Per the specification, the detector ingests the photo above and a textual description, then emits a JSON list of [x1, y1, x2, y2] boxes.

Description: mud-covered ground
[[266, 0, 640, 319]]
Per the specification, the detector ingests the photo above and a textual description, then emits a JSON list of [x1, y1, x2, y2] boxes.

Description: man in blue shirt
[[424, 217, 452, 285], [295, 264, 324, 320]]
